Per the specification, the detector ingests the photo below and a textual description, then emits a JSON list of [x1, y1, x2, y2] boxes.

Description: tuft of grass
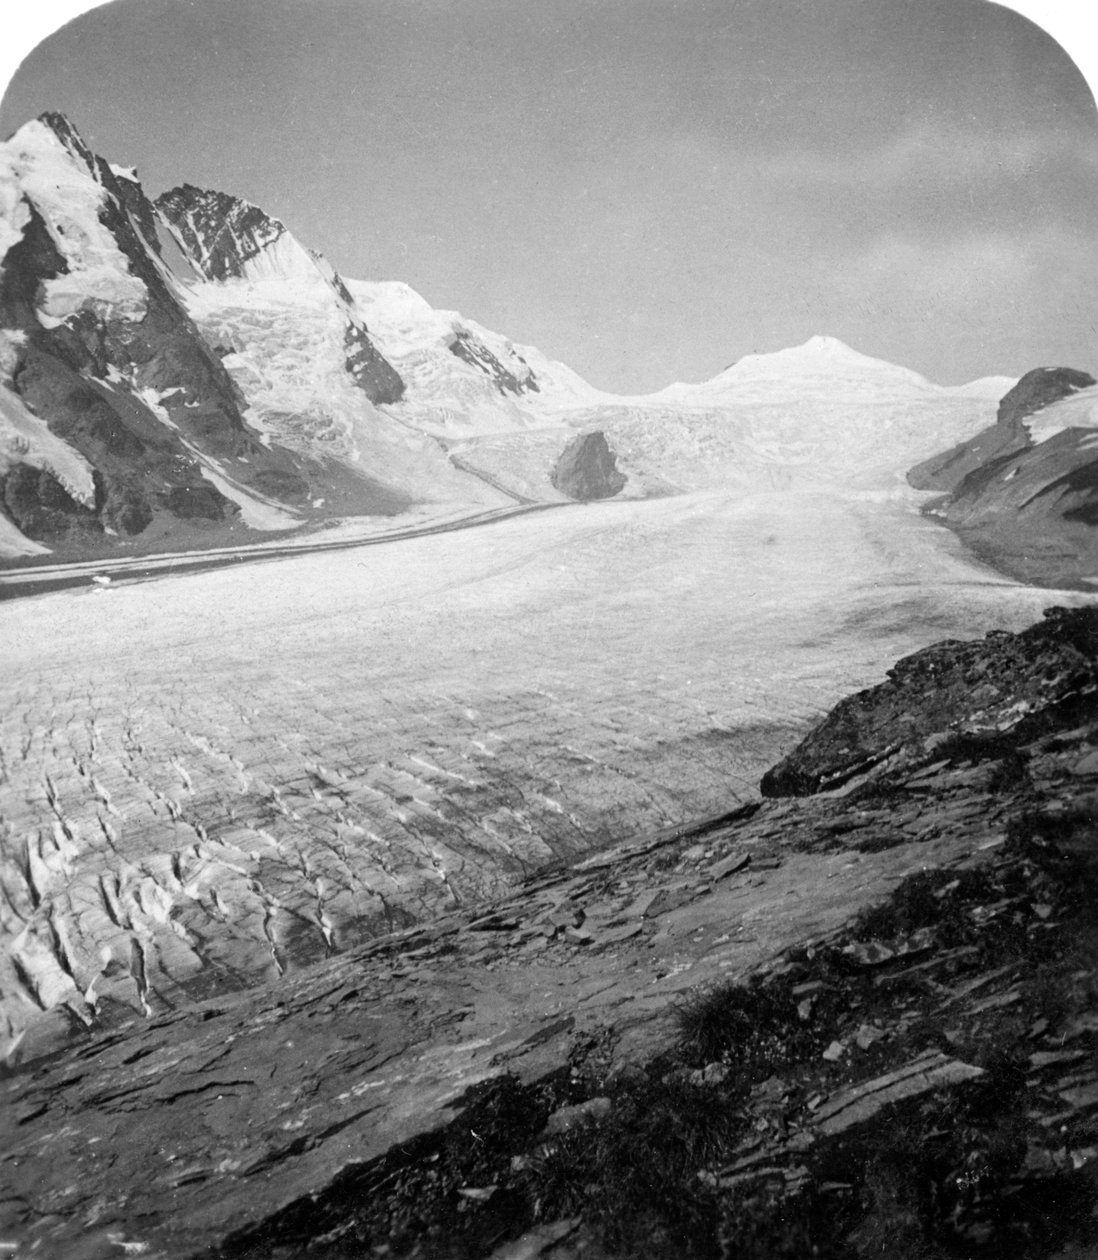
[[528, 1074, 742, 1259]]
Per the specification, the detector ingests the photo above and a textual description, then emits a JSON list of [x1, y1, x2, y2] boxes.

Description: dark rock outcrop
[[154, 184, 289, 282], [550, 430, 627, 501], [0, 461, 102, 541], [909, 366, 1096, 496], [761, 605, 1098, 796], [448, 327, 540, 396], [907, 419, 1028, 495], [908, 367, 1098, 587], [342, 320, 405, 405]]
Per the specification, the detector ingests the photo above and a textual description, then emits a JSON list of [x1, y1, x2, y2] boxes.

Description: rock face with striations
[[550, 430, 627, 501], [761, 605, 1098, 796], [909, 367, 1095, 496]]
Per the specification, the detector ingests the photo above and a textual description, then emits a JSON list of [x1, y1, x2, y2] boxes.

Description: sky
[[2, 0, 1098, 393]]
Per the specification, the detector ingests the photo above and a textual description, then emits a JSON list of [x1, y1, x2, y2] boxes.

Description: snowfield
[[1, 482, 1091, 1061]]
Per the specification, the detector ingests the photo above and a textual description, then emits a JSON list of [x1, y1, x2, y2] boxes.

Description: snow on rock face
[[997, 366, 1097, 435], [345, 278, 609, 433], [156, 184, 405, 407], [907, 373, 1098, 588], [155, 185, 294, 283], [0, 117, 147, 325], [0, 114, 327, 553]]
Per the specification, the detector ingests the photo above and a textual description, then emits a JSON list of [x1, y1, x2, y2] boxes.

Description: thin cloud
[[739, 122, 1098, 188]]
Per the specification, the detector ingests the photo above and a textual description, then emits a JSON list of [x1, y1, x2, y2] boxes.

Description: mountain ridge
[[1, 112, 1015, 560]]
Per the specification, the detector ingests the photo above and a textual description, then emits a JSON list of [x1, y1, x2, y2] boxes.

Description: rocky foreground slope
[[909, 367, 1098, 589], [2, 607, 1096, 1259]]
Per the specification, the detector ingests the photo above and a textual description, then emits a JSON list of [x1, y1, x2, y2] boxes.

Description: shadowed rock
[[550, 431, 626, 501], [908, 366, 1098, 587]]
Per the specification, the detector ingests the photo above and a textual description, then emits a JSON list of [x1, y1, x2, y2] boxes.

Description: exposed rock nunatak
[[908, 365, 1098, 588], [550, 430, 626, 501]]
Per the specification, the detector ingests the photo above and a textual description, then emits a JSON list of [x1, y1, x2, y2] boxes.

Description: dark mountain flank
[[998, 366, 1097, 430], [908, 368, 1098, 588]]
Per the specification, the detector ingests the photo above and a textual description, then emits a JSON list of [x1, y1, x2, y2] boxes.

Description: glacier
[[3, 114, 1096, 1068]]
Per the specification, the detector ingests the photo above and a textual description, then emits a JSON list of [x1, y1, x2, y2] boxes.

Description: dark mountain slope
[[908, 367, 1098, 588]]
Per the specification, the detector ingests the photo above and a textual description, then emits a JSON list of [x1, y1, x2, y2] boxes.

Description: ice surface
[[2, 484, 1092, 1056], [451, 372, 1004, 502]]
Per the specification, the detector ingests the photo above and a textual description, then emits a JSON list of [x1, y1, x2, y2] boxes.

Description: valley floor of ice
[[1, 486, 1092, 1059]]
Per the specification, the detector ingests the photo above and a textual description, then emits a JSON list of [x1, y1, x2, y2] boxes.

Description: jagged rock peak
[[156, 184, 289, 282], [997, 366, 1097, 429], [33, 111, 96, 167]]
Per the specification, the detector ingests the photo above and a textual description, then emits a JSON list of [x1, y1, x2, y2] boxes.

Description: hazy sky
[[3, 0, 1098, 392]]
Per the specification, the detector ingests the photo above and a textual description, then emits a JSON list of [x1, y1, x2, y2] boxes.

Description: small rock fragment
[[543, 1096, 611, 1137]]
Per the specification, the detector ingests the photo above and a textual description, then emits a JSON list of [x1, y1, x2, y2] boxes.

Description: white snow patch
[[0, 511, 50, 556], [1025, 385, 1098, 446], [0, 371, 97, 506], [134, 386, 179, 430], [197, 463, 301, 531]]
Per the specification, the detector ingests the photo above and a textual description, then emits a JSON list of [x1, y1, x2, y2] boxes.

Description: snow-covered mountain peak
[[717, 335, 931, 387], [645, 335, 938, 407], [0, 114, 148, 326], [157, 184, 320, 289]]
